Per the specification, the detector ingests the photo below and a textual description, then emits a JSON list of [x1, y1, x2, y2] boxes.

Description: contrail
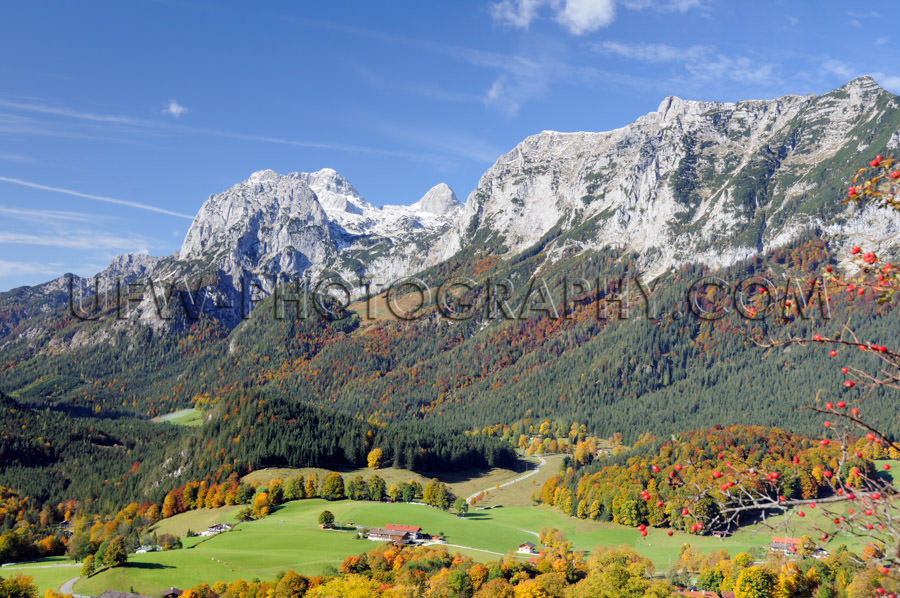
[[0, 176, 194, 219]]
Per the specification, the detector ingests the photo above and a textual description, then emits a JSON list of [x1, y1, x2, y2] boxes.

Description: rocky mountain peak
[[100, 253, 163, 281], [412, 183, 461, 216], [293, 168, 372, 215], [840, 74, 883, 93], [246, 169, 281, 184], [654, 95, 716, 121], [177, 170, 329, 263]]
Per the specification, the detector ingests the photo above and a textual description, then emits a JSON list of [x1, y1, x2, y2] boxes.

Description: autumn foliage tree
[[320, 473, 345, 501], [250, 492, 270, 520], [366, 448, 383, 469]]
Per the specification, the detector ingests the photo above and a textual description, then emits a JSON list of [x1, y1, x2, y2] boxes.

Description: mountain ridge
[[2, 76, 900, 350], [447, 75, 900, 280]]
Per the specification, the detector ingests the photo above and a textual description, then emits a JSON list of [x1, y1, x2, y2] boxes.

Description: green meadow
[[72, 497, 836, 596], [67, 458, 894, 595], [151, 409, 204, 426], [0, 558, 81, 595]]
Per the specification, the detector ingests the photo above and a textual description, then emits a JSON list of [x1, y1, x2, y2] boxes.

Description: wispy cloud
[[0, 152, 34, 163], [0, 98, 141, 124], [365, 121, 503, 164], [620, 0, 704, 11], [685, 55, 776, 85], [0, 231, 151, 251], [186, 127, 447, 162], [416, 42, 601, 115], [598, 41, 708, 63], [279, 16, 618, 116], [598, 41, 777, 86], [0, 111, 136, 143], [402, 83, 485, 104], [0, 176, 194, 219], [0, 260, 64, 277], [0, 205, 109, 224], [162, 99, 188, 118], [0, 98, 450, 163], [822, 60, 854, 80]]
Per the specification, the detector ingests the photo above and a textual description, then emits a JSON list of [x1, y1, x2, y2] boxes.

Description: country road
[[59, 576, 91, 598], [466, 456, 547, 504]]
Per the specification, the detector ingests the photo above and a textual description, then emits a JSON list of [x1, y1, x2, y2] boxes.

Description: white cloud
[[786, 15, 799, 26], [554, 0, 616, 34], [489, 0, 544, 28], [491, 0, 614, 34], [598, 41, 708, 63], [490, 0, 702, 33], [162, 99, 188, 118]]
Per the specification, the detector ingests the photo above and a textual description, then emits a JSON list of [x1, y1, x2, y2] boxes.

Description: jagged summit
[[5, 78, 898, 335], [245, 169, 281, 184], [840, 74, 884, 92], [456, 78, 900, 276], [294, 168, 372, 216], [412, 183, 461, 216], [151, 167, 463, 320], [100, 253, 162, 281], [178, 170, 328, 263]]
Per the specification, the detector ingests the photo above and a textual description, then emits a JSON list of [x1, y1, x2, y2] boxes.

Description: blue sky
[[0, 0, 897, 290]]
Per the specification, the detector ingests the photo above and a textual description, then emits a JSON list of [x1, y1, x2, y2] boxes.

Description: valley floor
[[71, 496, 868, 596]]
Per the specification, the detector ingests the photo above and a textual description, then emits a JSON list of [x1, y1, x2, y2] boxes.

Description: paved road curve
[[466, 456, 547, 504], [59, 576, 92, 598]]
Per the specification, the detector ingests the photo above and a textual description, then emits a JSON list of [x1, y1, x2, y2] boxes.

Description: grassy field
[[150, 505, 242, 538], [72, 457, 893, 595], [74, 497, 793, 596], [470, 455, 564, 508], [77, 499, 557, 595], [243, 457, 542, 504], [152, 408, 204, 426], [0, 558, 81, 594]]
